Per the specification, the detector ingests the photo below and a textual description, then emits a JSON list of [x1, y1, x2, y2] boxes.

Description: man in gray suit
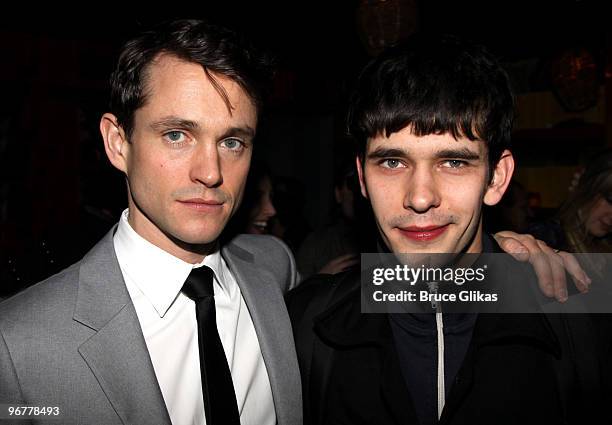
[[0, 19, 300, 425]]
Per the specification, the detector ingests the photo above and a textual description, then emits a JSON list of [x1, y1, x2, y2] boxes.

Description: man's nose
[[189, 142, 223, 187], [403, 166, 441, 213]]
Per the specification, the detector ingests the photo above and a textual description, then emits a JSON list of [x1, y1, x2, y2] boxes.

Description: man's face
[[104, 54, 257, 259], [357, 126, 511, 254]]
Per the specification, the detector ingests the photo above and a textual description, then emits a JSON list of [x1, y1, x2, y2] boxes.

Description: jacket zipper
[[428, 281, 445, 419]]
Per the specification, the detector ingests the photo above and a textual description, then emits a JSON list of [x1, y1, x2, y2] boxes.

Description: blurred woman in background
[[226, 159, 277, 239], [558, 149, 612, 253]]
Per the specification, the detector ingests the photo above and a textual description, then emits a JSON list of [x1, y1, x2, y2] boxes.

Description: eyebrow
[[367, 147, 408, 160], [219, 126, 256, 140], [367, 146, 481, 161], [150, 116, 200, 132], [149, 117, 255, 139], [433, 148, 481, 161]]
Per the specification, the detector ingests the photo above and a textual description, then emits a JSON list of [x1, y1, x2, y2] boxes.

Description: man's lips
[[397, 224, 449, 241], [178, 198, 224, 210]]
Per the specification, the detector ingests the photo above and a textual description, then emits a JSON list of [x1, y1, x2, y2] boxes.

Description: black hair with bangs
[[347, 33, 514, 171]]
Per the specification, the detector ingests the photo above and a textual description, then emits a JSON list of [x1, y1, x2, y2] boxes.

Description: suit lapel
[[222, 240, 302, 425], [73, 228, 171, 425]]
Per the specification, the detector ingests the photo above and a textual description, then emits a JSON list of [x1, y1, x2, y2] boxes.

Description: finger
[[529, 250, 556, 298], [557, 251, 591, 293], [536, 241, 568, 302], [320, 254, 360, 274], [334, 253, 359, 263], [327, 254, 357, 267], [494, 234, 529, 262], [339, 261, 357, 272], [339, 257, 360, 270], [508, 234, 556, 298]]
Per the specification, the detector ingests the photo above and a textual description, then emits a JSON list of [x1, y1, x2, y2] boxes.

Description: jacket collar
[[74, 226, 172, 425], [314, 234, 561, 357], [74, 225, 130, 331], [314, 233, 562, 425], [73, 229, 300, 425], [313, 270, 391, 348], [313, 284, 560, 359], [221, 235, 303, 425]]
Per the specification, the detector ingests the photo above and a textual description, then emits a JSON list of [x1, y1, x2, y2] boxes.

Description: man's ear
[[100, 113, 129, 174], [355, 155, 368, 199], [484, 149, 515, 206]]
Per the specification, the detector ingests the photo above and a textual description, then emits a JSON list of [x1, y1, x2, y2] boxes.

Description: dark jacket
[[287, 241, 607, 425]]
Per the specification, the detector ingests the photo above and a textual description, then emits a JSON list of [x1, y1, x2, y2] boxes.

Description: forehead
[[367, 126, 486, 156], [138, 54, 257, 128]]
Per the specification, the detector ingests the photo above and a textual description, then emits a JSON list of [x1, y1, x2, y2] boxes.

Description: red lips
[[397, 224, 449, 241], [178, 198, 224, 210]]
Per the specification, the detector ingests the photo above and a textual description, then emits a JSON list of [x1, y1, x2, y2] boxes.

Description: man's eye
[[163, 131, 186, 144], [444, 160, 467, 168], [381, 159, 403, 169], [222, 138, 244, 150]]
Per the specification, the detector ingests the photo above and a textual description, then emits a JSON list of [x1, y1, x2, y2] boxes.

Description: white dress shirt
[[113, 209, 275, 425]]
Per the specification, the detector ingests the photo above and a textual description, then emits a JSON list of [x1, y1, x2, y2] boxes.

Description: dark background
[[1, 0, 609, 294]]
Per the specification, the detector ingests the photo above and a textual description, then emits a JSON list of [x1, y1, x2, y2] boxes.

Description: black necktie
[[182, 266, 240, 425]]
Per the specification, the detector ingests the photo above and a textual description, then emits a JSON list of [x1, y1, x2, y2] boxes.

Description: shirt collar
[[201, 247, 232, 296], [113, 209, 231, 318]]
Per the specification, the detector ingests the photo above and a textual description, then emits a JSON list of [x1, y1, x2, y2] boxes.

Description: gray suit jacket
[[0, 228, 302, 425]]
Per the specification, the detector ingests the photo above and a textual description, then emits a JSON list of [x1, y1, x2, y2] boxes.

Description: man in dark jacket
[[287, 34, 608, 425]]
